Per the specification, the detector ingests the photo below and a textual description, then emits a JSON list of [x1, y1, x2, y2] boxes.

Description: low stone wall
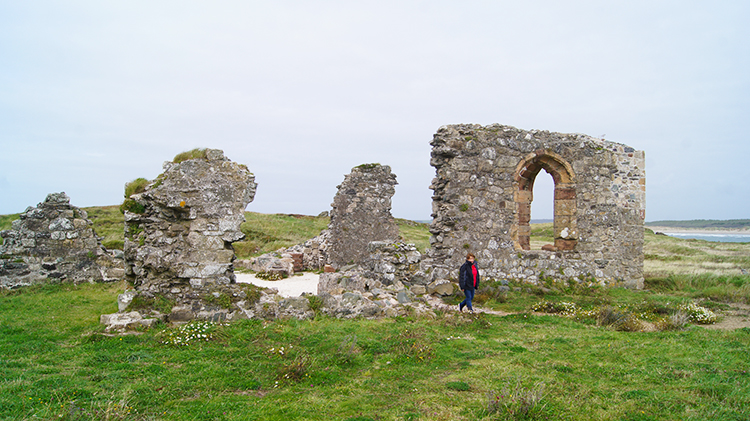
[[0, 192, 123, 288]]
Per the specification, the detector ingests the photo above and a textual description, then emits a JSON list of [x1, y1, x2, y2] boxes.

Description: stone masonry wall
[[425, 124, 645, 288], [0, 192, 124, 288], [118, 149, 259, 323], [327, 164, 400, 268]]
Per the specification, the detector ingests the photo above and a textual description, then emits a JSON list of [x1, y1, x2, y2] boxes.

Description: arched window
[[514, 151, 577, 251]]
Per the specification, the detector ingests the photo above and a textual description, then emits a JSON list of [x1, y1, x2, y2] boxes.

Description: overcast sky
[[1, 1, 748, 221]]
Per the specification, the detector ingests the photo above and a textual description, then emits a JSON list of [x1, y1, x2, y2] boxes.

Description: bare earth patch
[[700, 302, 750, 330]]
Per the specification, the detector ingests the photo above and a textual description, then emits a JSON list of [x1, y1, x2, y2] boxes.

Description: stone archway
[[514, 151, 577, 251]]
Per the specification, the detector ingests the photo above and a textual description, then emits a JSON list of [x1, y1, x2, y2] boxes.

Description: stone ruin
[[2, 123, 647, 327], [0, 192, 124, 289], [327, 163, 400, 268], [423, 124, 646, 289], [103, 149, 262, 330], [236, 163, 454, 320]]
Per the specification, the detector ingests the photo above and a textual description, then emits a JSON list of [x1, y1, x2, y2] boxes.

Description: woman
[[458, 253, 480, 312]]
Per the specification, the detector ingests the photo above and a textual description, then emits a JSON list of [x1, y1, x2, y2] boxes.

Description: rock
[[410, 285, 427, 295], [280, 296, 311, 312], [365, 241, 422, 286], [429, 280, 454, 296], [109, 149, 260, 325], [100, 311, 160, 332], [168, 306, 195, 322], [396, 290, 413, 304], [118, 290, 137, 312], [124, 149, 255, 289]]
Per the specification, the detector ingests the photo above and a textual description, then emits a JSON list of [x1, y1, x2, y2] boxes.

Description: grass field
[[1, 281, 748, 420], [1, 210, 750, 419]]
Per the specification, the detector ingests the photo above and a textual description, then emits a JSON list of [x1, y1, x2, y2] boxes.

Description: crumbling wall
[[124, 149, 256, 288], [425, 124, 646, 288], [327, 164, 400, 268], [0, 192, 123, 288], [115, 149, 259, 325]]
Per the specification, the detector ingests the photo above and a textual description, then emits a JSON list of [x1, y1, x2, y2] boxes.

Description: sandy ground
[[236, 272, 320, 297]]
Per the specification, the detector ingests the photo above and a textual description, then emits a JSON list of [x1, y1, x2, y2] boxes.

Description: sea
[[661, 232, 750, 243]]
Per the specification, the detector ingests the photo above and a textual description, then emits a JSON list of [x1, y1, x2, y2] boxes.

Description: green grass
[[173, 148, 208, 163], [234, 212, 331, 258], [2, 218, 750, 419], [0, 213, 20, 245], [83, 206, 125, 250], [1, 282, 748, 420], [395, 218, 431, 253]]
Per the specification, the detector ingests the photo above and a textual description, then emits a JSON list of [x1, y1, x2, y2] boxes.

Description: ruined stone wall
[[0, 192, 123, 288], [425, 124, 645, 288], [327, 164, 400, 267], [123, 149, 256, 311]]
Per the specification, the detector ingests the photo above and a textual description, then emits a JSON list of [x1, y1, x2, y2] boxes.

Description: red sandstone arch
[[514, 151, 577, 251]]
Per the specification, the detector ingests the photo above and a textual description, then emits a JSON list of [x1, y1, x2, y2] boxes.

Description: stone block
[[169, 306, 195, 322]]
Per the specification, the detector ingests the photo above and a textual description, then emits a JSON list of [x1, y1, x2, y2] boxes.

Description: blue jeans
[[461, 289, 474, 311]]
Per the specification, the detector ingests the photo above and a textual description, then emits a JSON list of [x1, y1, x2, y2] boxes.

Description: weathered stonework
[[124, 149, 255, 288], [0, 192, 124, 288], [425, 124, 646, 288], [327, 164, 400, 268], [364, 241, 424, 286], [114, 149, 259, 324]]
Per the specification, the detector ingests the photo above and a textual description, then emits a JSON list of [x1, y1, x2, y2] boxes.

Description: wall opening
[[514, 151, 577, 251]]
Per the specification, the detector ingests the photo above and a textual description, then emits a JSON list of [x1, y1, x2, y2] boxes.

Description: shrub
[[306, 294, 324, 312], [487, 380, 546, 418], [654, 312, 691, 331], [276, 354, 312, 385], [239, 284, 263, 305], [204, 292, 232, 309], [597, 306, 643, 332], [680, 302, 718, 324], [126, 294, 174, 314], [355, 163, 381, 170], [119, 199, 145, 215]]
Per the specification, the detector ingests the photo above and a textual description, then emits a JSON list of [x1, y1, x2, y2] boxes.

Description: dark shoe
[[459, 302, 465, 312]]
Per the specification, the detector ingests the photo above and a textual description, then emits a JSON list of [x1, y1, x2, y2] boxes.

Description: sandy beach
[[236, 272, 320, 297]]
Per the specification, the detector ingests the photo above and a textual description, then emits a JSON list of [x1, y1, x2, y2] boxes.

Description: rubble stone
[[0, 192, 124, 289]]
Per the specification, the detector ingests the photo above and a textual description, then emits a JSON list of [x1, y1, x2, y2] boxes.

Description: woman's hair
[[466, 253, 475, 260]]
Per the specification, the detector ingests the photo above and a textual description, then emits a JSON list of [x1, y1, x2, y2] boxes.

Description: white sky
[[1, 1, 748, 221]]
